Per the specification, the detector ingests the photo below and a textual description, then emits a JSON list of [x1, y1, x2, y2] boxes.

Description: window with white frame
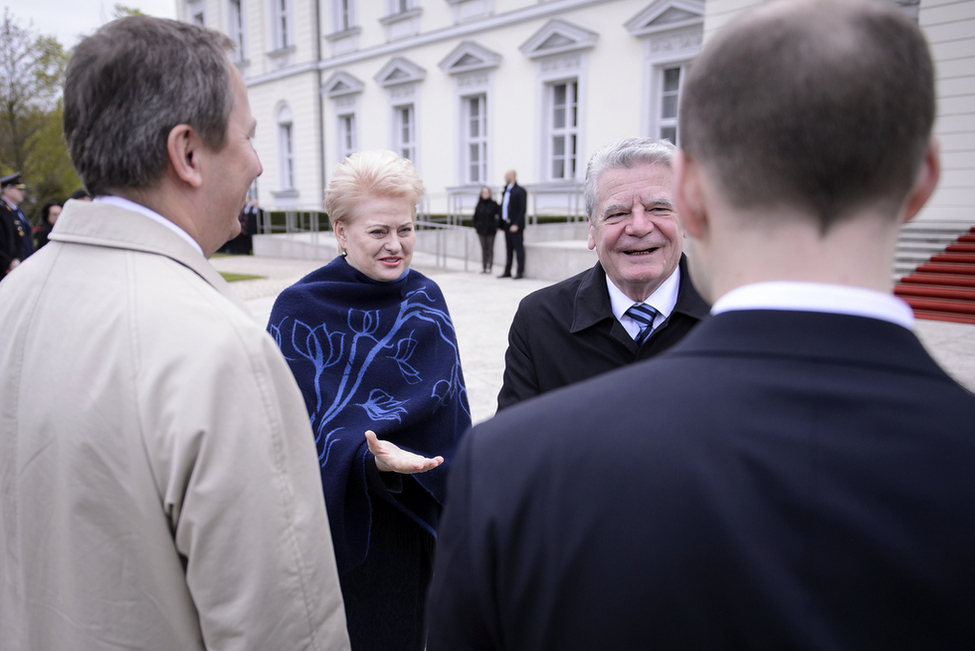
[[394, 104, 416, 162], [548, 80, 579, 180], [334, 0, 355, 31], [277, 105, 295, 189], [189, 0, 205, 25], [390, 0, 413, 14], [338, 113, 356, 162], [273, 0, 291, 49], [228, 0, 245, 61], [464, 94, 488, 184], [656, 64, 688, 145]]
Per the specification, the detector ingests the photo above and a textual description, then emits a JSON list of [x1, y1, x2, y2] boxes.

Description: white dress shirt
[[607, 265, 682, 341], [501, 183, 513, 222], [712, 281, 914, 330], [95, 195, 204, 256]]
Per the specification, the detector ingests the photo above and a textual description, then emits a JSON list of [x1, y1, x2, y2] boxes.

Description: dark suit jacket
[[500, 183, 526, 231], [497, 254, 709, 410], [0, 204, 20, 276], [429, 310, 975, 650]]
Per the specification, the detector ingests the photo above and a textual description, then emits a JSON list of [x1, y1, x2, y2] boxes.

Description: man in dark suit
[[497, 138, 709, 410], [427, 1, 975, 648], [498, 169, 526, 279], [0, 173, 33, 277]]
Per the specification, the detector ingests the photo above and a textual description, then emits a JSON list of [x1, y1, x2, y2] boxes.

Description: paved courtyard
[[212, 253, 975, 425]]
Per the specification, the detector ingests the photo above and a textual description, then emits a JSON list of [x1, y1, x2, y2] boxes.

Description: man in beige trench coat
[[0, 17, 350, 651]]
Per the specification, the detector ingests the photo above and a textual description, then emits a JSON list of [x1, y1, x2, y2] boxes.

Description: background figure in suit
[[427, 1, 975, 648], [497, 138, 709, 410], [497, 169, 526, 278]]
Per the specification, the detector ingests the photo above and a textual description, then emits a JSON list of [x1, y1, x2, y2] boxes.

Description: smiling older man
[[496, 137, 709, 410]]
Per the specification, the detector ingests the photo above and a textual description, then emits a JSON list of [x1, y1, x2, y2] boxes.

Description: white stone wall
[[918, 0, 975, 223]]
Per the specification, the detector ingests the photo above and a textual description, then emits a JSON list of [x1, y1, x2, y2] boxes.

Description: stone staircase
[[894, 222, 975, 325]]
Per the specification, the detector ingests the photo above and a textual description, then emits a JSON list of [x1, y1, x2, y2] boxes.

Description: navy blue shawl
[[268, 257, 471, 573]]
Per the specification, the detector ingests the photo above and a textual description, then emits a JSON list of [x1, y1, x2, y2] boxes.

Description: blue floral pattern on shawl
[[268, 257, 471, 573]]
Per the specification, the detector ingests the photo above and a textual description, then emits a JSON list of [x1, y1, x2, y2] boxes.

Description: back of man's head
[[63, 17, 236, 198], [679, 0, 934, 232]]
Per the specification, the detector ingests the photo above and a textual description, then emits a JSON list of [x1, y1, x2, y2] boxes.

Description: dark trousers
[[477, 233, 495, 271], [503, 229, 524, 277]]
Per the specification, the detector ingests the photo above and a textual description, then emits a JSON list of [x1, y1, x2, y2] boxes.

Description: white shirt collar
[[712, 281, 914, 330], [94, 195, 203, 256], [607, 264, 682, 339]]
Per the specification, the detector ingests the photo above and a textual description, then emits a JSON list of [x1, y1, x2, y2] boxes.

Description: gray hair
[[63, 16, 236, 197], [583, 138, 675, 221]]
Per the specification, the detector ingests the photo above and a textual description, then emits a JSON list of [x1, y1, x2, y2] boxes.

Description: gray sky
[[12, 1, 177, 49]]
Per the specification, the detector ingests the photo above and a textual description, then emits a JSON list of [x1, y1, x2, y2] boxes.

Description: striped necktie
[[626, 303, 659, 345]]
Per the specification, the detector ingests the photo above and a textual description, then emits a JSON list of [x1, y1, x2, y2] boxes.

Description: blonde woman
[[268, 150, 471, 650]]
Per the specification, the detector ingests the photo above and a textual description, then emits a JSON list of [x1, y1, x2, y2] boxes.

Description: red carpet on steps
[[895, 226, 975, 325]]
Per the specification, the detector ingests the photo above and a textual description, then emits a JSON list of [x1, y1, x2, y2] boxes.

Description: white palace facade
[[177, 0, 974, 225]]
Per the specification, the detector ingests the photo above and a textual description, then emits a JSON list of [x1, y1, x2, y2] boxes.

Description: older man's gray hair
[[583, 137, 676, 221]]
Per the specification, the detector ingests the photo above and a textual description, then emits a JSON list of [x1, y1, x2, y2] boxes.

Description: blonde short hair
[[324, 150, 424, 226]]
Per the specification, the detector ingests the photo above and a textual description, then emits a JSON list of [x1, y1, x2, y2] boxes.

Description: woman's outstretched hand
[[365, 430, 444, 475]]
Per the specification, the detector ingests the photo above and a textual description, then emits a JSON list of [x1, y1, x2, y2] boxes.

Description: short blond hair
[[324, 150, 424, 226]]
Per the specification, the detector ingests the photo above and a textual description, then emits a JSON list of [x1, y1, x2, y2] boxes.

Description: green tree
[[112, 4, 147, 19], [0, 8, 78, 223]]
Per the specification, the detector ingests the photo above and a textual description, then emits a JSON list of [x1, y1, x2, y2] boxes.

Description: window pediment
[[324, 71, 365, 97], [438, 40, 501, 75], [519, 19, 598, 60], [375, 56, 427, 87], [625, 0, 704, 37]]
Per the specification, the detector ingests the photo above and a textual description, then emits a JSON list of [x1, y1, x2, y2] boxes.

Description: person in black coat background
[[497, 170, 526, 279], [36, 201, 63, 250], [472, 186, 499, 274]]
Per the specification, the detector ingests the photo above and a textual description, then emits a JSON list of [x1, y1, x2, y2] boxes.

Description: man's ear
[[167, 124, 204, 189], [902, 136, 941, 225], [672, 149, 707, 241]]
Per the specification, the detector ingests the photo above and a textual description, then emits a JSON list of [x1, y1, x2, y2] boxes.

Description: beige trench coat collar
[[50, 199, 247, 313]]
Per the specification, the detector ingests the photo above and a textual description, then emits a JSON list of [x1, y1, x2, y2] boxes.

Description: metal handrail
[[254, 207, 475, 270], [415, 218, 473, 271]]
